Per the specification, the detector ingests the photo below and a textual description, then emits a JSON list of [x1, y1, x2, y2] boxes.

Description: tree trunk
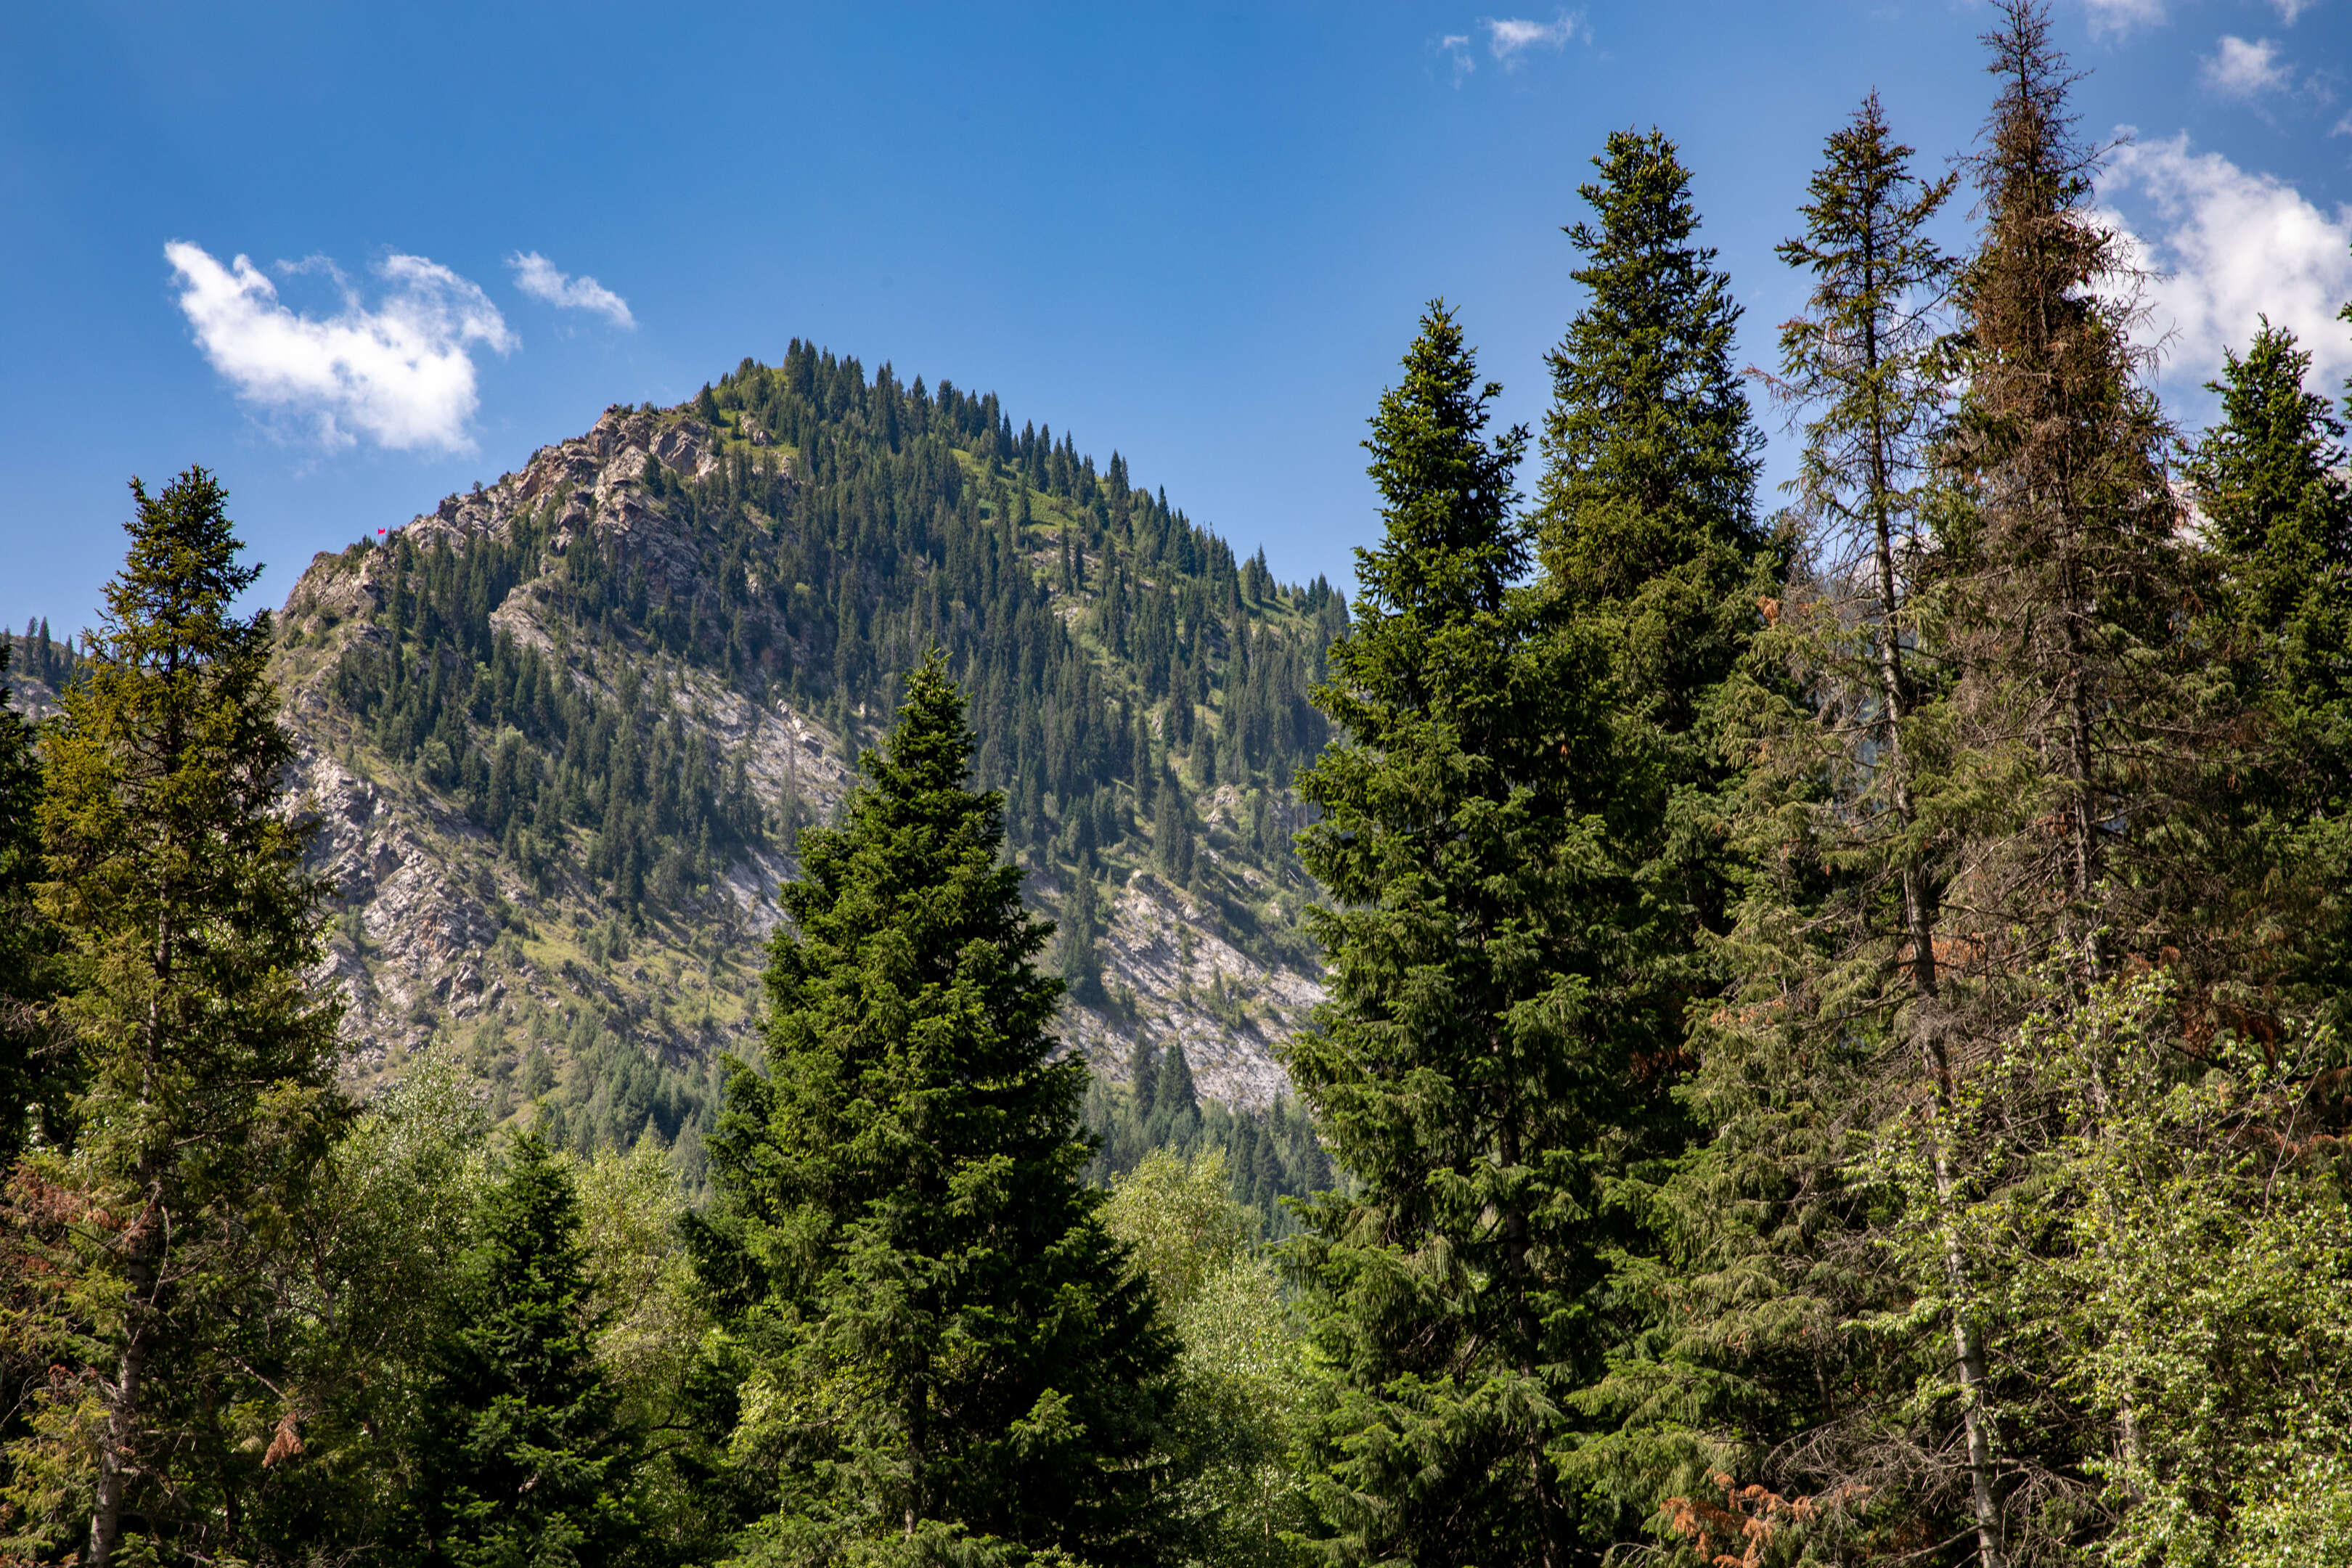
[[89, 1273, 147, 1568], [1864, 315, 2006, 1568]]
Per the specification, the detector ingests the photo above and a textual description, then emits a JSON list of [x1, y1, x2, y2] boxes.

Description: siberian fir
[[694, 653, 1176, 1567], [1285, 303, 1659, 1567], [1537, 126, 1773, 748], [1851, 9, 2206, 1564], [2, 470, 346, 1567], [1640, 91, 1975, 1556]]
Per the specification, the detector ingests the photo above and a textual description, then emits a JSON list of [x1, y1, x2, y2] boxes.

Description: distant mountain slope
[[123, 346, 1349, 1177]]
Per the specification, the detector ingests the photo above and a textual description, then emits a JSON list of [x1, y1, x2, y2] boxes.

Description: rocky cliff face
[[256, 401, 1317, 1117]]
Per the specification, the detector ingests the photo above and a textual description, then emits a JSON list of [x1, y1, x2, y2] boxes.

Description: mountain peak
[[258, 350, 1340, 1174]]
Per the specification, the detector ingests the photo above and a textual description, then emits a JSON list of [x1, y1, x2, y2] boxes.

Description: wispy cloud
[[2102, 133, 2352, 392], [2081, 0, 2166, 39], [1439, 33, 1476, 83], [1483, 11, 1588, 66], [1441, 12, 1588, 81], [507, 251, 635, 329], [2271, 0, 2319, 23], [165, 243, 514, 453], [2202, 35, 2294, 98]]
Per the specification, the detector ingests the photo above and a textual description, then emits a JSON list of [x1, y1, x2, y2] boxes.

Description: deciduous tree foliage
[[693, 653, 1177, 1567], [1861, 963, 2352, 1568]]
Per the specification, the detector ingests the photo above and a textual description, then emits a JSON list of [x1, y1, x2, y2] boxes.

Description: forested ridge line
[[6, 4, 2352, 1564], [9, 334, 1355, 1201]]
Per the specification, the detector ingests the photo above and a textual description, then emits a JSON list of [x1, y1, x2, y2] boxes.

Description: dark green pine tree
[[695, 652, 1176, 1567], [1286, 303, 1665, 1568], [1522, 133, 1784, 1535], [2181, 319, 2352, 1010], [416, 1134, 637, 1568]]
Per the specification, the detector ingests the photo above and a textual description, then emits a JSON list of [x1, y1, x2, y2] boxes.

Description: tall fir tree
[[416, 1133, 640, 1568], [1, 470, 346, 1567], [2179, 321, 2352, 1011], [1529, 126, 1777, 1189], [1854, 9, 2208, 1564], [1523, 131, 1783, 1540], [1753, 89, 1959, 1018], [1932, 1, 2194, 995], [1537, 126, 1772, 742], [693, 652, 1177, 1567], [1286, 303, 1663, 1567], [1637, 91, 1981, 1546]]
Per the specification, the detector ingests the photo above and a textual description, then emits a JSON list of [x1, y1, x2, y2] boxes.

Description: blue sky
[[4, 1, 2348, 630]]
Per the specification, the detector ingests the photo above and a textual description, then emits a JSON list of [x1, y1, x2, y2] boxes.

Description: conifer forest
[[9, 7, 2352, 1564]]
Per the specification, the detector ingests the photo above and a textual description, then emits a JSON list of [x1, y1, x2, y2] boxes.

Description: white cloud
[[2202, 35, 2293, 98], [2102, 133, 2352, 392], [1481, 11, 1587, 66], [164, 242, 514, 453], [2082, 0, 2166, 39], [1440, 32, 1475, 83], [507, 251, 635, 329], [2271, 0, 2318, 23]]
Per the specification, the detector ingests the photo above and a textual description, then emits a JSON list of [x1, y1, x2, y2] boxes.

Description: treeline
[[1268, 9, 2352, 1567], [4, 620, 81, 695], [8, 5, 2352, 1565]]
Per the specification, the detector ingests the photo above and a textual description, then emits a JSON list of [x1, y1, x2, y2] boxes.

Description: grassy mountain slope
[[150, 346, 1347, 1182]]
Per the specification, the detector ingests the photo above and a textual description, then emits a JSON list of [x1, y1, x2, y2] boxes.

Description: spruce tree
[[1852, 11, 2210, 1563], [1521, 131, 1784, 1536], [694, 652, 1175, 1566], [1933, 1, 2194, 992], [1, 470, 346, 1566], [1636, 91, 1977, 1535], [1150, 1042, 1196, 1123], [416, 1133, 638, 1568], [1286, 303, 1661, 1567], [1537, 126, 1771, 741], [2180, 321, 2352, 1008]]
